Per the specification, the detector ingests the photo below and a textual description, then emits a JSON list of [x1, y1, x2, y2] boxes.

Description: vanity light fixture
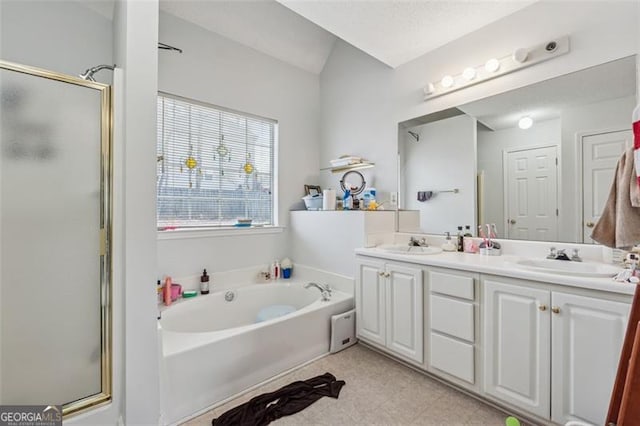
[[424, 35, 570, 100], [485, 58, 500, 73], [518, 116, 533, 130], [462, 67, 476, 81], [441, 75, 454, 88], [512, 48, 529, 64], [424, 82, 436, 95]]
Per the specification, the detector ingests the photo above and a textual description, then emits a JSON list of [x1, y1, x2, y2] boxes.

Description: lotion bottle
[[200, 269, 210, 295], [441, 232, 456, 252]]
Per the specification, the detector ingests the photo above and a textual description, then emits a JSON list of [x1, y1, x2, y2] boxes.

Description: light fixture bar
[[424, 35, 570, 100]]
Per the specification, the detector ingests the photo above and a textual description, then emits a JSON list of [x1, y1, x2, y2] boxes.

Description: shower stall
[[0, 60, 112, 416]]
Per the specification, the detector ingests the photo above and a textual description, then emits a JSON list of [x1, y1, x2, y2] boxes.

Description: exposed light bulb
[[518, 116, 533, 130], [462, 67, 476, 81], [485, 58, 500, 73], [441, 75, 454, 88], [512, 48, 528, 64], [424, 83, 435, 95]]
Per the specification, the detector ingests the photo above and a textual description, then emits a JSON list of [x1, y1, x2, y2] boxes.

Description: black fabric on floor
[[211, 372, 346, 426]]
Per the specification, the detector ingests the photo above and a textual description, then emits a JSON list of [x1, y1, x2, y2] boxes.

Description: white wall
[[156, 12, 320, 278], [116, 1, 162, 424], [318, 41, 395, 199], [403, 115, 477, 234], [319, 1, 639, 212], [478, 118, 561, 235], [0, 0, 113, 84], [290, 210, 394, 278]]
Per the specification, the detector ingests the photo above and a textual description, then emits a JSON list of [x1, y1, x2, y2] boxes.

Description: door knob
[[385, 272, 391, 278], [509, 219, 516, 225], [538, 305, 547, 312], [378, 271, 385, 277], [585, 221, 595, 228], [551, 306, 560, 314]]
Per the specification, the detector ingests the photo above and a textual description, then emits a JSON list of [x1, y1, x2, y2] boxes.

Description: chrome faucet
[[304, 282, 332, 301], [408, 236, 428, 247], [570, 249, 582, 262], [546, 247, 581, 261]]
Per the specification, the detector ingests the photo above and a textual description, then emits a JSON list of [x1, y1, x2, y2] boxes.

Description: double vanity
[[354, 241, 634, 426]]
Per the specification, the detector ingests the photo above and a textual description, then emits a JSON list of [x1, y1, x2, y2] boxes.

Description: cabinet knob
[[585, 221, 595, 228], [538, 304, 547, 312], [385, 272, 390, 278], [378, 271, 385, 277], [509, 219, 516, 225], [551, 306, 560, 314]]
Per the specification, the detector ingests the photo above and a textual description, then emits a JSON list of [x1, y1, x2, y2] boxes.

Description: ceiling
[[157, 0, 538, 73], [76, 0, 538, 74], [459, 55, 637, 131], [159, 0, 337, 74], [277, 0, 536, 68]]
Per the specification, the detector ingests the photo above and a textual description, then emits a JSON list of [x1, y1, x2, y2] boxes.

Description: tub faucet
[[304, 282, 332, 301]]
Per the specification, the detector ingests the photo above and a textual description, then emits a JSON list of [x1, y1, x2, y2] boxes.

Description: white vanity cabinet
[[427, 269, 478, 387], [483, 277, 629, 424], [355, 258, 423, 364], [483, 279, 551, 418], [551, 292, 629, 425]]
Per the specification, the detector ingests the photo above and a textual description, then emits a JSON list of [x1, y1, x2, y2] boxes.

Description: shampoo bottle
[[200, 269, 210, 295], [456, 226, 464, 252]]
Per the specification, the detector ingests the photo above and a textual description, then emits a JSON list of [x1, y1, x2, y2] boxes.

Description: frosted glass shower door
[[0, 62, 111, 414]]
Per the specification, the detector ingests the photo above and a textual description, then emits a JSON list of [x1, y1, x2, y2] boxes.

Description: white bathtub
[[159, 281, 354, 425]]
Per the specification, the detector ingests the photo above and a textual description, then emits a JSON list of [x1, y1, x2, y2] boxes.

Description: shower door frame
[[0, 60, 112, 417]]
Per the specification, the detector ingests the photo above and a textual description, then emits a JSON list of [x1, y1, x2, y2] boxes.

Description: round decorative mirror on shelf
[[340, 170, 366, 209]]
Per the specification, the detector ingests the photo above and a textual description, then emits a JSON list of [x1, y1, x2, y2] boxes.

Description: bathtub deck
[[182, 344, 511, 425]]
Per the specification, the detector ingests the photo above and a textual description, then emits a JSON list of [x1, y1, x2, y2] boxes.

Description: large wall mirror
[[399, 55, 636, 244]]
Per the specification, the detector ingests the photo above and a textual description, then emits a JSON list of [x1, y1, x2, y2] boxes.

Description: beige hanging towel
[[592, 147, 640, 249]]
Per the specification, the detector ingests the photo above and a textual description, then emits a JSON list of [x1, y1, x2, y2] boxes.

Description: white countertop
[[355, 247, 636, 296]]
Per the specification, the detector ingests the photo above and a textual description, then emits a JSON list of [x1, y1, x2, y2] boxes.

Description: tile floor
[[184, 344, 517, 425]]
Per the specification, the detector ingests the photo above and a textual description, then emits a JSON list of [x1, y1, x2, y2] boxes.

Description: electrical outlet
[[389, 191, 398, 207]]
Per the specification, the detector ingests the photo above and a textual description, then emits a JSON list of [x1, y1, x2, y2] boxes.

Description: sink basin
[[513, 259, 622, 277], [377, 244, 443, 255]]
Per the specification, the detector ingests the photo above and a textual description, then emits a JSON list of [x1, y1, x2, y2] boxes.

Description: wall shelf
[[321, 162, 375, 174]]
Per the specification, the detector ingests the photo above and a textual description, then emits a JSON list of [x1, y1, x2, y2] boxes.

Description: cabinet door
[[386, 264, 423, 363], [551, 292, 629, 425], [483, 279, 551, 419], [355, 259, 386, 346]]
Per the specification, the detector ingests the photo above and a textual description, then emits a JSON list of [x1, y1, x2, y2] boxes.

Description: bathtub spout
[[304, 282, 332, 301]]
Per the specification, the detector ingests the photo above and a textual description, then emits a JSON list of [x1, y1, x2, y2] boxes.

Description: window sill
[[157, 226, 285, 240]]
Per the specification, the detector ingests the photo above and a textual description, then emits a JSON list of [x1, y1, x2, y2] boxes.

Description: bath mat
[[211, 372, 346, 426]]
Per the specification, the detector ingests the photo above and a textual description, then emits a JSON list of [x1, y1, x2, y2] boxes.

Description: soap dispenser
[[441, 232, 456, 252]]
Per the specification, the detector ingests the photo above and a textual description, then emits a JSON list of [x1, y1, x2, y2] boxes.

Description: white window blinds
[[157, 94, 276, 229]]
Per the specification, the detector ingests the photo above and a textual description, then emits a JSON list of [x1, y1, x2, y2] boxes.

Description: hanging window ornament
[[242, 118, 255, 176], [243, 153, 254, 175], [181, 105, 198, 188], [213, 111, 231, 176]]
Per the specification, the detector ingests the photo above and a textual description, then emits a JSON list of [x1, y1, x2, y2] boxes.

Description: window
[[157, 93, 276, 229]]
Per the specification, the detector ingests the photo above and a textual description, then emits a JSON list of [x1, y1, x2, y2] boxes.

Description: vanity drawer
[[429, 270, 475, 300], [430, 295, 474, 342], [430, 332, 475, 384]]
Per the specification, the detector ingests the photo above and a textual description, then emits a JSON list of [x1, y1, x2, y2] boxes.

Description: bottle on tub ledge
[[271, 260, 280, 280], [281, 258, 293, 279], [200, 269, 210, 295]]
